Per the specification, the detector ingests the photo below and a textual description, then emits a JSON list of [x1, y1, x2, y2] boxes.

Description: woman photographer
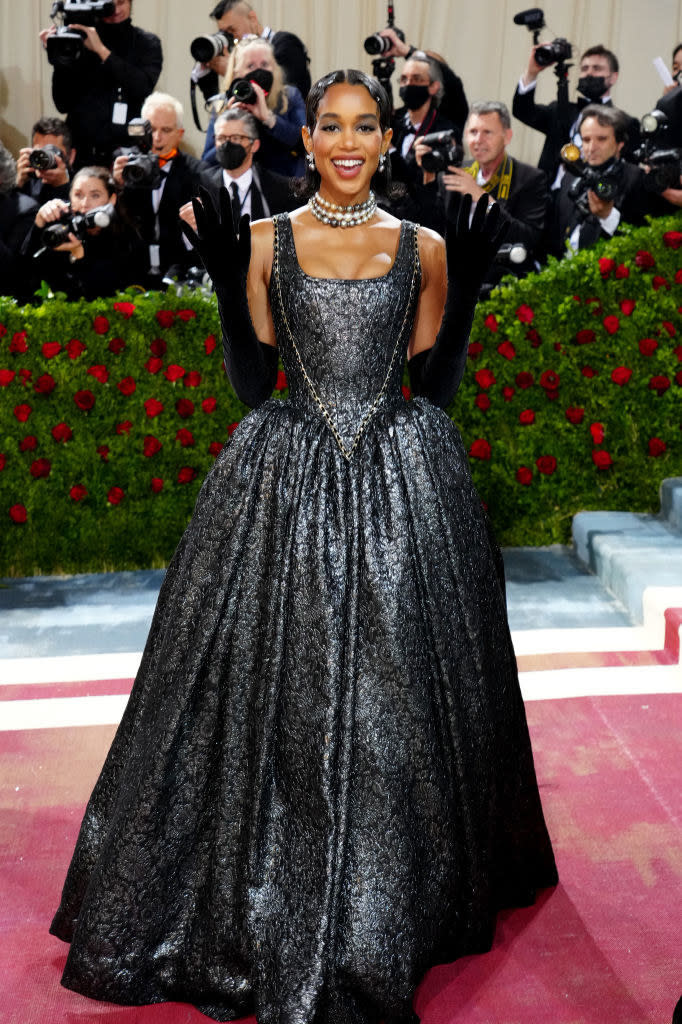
[[22, 165, 144, 300], [202, 35, 305, 177]]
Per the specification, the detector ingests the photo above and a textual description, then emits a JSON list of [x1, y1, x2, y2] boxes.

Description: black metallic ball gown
[[51, 213, 558, 1023]]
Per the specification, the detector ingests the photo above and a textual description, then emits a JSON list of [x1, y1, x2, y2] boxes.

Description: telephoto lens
[[190, 31, 232, 63], [229, 78, 258, 105], [364, 33, 391, 56]]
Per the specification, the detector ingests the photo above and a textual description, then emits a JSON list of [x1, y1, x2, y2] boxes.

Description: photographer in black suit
[[16, 117, 76, 206], [390, 52, 457, 187], [0, 143, 39, 303]]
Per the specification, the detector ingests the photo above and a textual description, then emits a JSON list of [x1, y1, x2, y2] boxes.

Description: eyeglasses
[[215, 134, 253, 146]]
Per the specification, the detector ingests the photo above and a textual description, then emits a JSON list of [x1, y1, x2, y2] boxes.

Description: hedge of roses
[[1, 213, 681, 575]]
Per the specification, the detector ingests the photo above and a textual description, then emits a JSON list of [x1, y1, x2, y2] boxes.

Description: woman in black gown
[[51, 70, 557, 1024]]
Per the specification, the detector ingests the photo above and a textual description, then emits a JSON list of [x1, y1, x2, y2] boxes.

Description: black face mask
[[217, 140, 250, 170], [247, 68, 274, 94], [578, 75, 610, 101], [399, 84, 431, 111]]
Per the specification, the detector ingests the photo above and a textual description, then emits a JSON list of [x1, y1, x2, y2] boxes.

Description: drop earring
[[306, 151, 315, 170], [378, 153, 386, 173]]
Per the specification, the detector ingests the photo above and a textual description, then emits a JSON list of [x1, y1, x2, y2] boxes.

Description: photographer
[[0, 144, 39, 304], [513, 43, 640, 181], [372, 26, 468, 137], [16, 117, 75, 205], [390, 52, 457, 186], [547, 106, 672, 258], [411, 101, 548, 292], [40, 0, 162, 168], [21, 165, 145, 300], [114, 92, 211, 288], [194, 0, 310, 105]]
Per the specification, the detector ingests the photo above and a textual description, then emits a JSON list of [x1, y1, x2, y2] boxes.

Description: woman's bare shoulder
[[416, 224, 446, 283]]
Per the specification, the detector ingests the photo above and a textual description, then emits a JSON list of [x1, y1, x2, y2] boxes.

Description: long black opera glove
[[180, 185, 277, 408], [408, 193, 507, 408]]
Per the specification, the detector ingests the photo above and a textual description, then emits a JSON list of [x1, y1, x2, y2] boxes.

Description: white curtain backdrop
[[2, 1, 682, 166]]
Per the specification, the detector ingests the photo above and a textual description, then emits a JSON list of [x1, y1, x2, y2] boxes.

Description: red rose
[[661, 321, 676, 337], [635, 250, 655, 269], [276, 370, 288, 391], [515, 371, 533, 389], [51, 422, 73, 443], [582, 366, 597, 378], [150, 338, 167, 356], [204, 334, 217, 355], [30, 457, 51, 479], [116, 421, 133, 436], [652, 276, 670, 291], [0, 369, 15, 386], [9, 504, 27, 523], [502, 386, 515, 401], [156, 310, 175, 328], [66, 338, 86, 359], [145, 357, 163, 374], [516, 304, 534, 323], [113, 301, 136, 318], [535, 454, 557, 476], [10, 331, 28, 353], [176, 398, 195, 418], [177, 466, 198, 484], [519, 409, 535, 425], [484, 313, 498, 332], [209, 441, 223, 457], [475, 393, 491, 410], [227, 422, 239, 436], [73, 389, 96, 411], [165, 364, 185, 382], [107, 486, 124, 504], [675, 346, 682, 362], [592, 449, 613, 470], [34, 373, 56, 394], [87, 364, 109, 383], [177, 309, 196, 321], [0, 453, 5, 471], [108, 337, 126, 354], [598, 257, 616, 276], [14, 403, 32, 422], [589, 422, 605, 444], [663, 230, 682, 249], [648, 437, 667, 457], [676, 370, 682, 386], [539, 370, 559, 391], [184, 370, 202, 387], [516, 466, 533, 485], [401, 385, 411, 400], [603, 315, 620, 335], [117, 376, 136, 396], [676, 270, 682, 285], [18, 369, 32, 384], [615, 263, 630, 279], [144, 398, 164, 417], [202, 396, 217, 413], [150, 477, 164, 493], [93, 315, 109, 335], [565, 407, 585, 424], [619, 299, 636, 316], [19, 435, 38, 451], [97, 445, 110, 461], [553, 343, 562, 353], [176, 428, 195, 447], [575, 329, 596, 345], [610, 367, 632, 386], [497, 340, 516, 360], [469, 438, 492, 460], [639, 338, 658, 356], [143, 435, 162, 457], [649, 374, 671, 395], [42, 341, 61, 359], [475, 368, 496, 390], [70, 484, 88, 501], [468, 341, 483, 359], [0, 323, 6, 337]]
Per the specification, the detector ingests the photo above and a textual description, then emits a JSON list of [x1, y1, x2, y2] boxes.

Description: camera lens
[[364, 33, 390, 56], [29, 149, 59, 172], [534, 43, 556, 67], [191, 34, 221, 63], [230, 79, 257, 104]]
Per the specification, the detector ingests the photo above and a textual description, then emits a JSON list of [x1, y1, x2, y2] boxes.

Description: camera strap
[[465, 155, 513, 200]]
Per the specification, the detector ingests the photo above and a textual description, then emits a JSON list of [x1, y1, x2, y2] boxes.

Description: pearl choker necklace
[[309, 191, 377, 227]]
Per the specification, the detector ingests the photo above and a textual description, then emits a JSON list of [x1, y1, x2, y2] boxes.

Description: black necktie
[[229, 181, 241, 232]]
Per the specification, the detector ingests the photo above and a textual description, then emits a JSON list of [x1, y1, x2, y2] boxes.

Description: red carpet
[[2, 694, 681, 1024]]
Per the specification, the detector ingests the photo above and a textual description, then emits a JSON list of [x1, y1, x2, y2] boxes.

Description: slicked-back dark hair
[[580, 44, 619, 74], [300, 69, 393, 197], [32, 116, 72, 152], [579, 103, 629, 144]]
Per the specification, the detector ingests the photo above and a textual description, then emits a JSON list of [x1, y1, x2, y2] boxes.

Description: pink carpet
[[2, 694, 681, 1024]]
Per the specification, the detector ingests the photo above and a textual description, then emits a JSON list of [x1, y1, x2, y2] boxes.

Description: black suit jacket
[[0, 190, 39, 302], [512, 86, 641, 178], [390, 105, 457, 186], [201, 164, 298, 222]]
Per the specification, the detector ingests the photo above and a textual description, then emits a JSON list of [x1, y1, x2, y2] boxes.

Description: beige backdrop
[[2, 1, 682, 166]]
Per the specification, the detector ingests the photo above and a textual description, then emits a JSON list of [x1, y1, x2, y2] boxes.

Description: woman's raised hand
[[445, 192, 507, 291], [180, 185, 251, 290]]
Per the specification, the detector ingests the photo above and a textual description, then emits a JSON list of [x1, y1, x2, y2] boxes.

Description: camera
[[227, 77, 258, 105], [560, 143, 625, 207], [420, 130, 464, 173], [190, 31, 233, 64], [117, 119, 161, 189], [38, 203, 115, 250], [634, 110, 682, 192], [364, 26, 405, 56], [46, 0, 115, 66], [29, 144, 66, 172], [162, 264, 211, 293], [513, 9, 572, 67]]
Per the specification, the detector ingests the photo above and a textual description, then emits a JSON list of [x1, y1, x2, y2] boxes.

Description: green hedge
[[1, 213, 681, 576]]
